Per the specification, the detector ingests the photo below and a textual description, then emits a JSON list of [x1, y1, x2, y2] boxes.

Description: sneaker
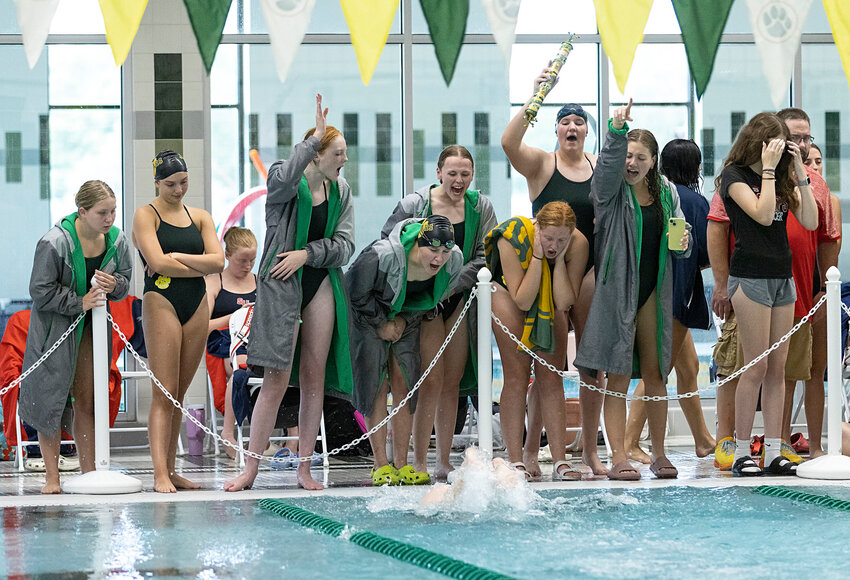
[[764, 455, 798, 476], [758, 441, 803, 468], [714, 437, 735, 471], [731, 455, 763, 477]]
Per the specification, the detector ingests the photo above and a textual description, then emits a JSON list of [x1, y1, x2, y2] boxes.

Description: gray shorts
[[728, 276, 796, 308]]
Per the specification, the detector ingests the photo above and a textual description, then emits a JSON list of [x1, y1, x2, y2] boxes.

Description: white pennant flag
[[746, 0, 813, 108], [14, 0, 60, 68], [481, 0, 521, 63], [261, 0, 317, 83]]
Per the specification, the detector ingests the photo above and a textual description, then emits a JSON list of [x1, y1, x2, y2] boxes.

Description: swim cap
[[417, 215, 455, 249], [153, 150, 188, 180], [556, 103, 588, 123]]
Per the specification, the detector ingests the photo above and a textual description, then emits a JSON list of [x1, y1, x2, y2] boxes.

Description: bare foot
[[581, 451, 610, 476], [523, 451, 542, 477], [433, 463, 454, 482], [41, 480, 62, 494], [695, 439, 716, 458], [224, 469, 257, 492], [297, 467, 324, 491], [809, 448, 825, 459], [154, 474, 177, 493], [170, 473, 201, 490], [222, 436, 238, 459], [626, 445, 652, 464]]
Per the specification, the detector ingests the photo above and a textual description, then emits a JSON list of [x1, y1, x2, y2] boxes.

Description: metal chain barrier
[[0, 312, 85, 397], [491, 292, 828, 402], [107, 286, 479, 465]]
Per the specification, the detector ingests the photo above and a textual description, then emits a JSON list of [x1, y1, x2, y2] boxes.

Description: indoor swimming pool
[[2, 485, 849, 579]]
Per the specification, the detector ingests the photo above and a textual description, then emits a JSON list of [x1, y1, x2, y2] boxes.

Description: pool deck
[[3, 445, 850, 507]]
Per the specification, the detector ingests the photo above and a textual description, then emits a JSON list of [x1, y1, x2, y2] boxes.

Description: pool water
[[2, 486, 848, 579]]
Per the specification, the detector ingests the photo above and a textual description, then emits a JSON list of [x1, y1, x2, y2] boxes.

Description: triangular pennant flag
[[98, 0, 148, 66], [481, 0, 520, 64], [593, 0, 653, 94], [340, 0, 399, 86], [183, 0, 233, 73], [261, 0, 317, 83], [746, 0, 813, 108], [420, 0, 468, 85], [823, 0, 850, 94], [14, 0, 60, 68], [672, 0, 733, 99]]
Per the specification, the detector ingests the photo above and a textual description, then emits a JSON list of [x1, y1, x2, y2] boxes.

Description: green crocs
[[371, 464, 400, 486], [397, 465, 431, 485]]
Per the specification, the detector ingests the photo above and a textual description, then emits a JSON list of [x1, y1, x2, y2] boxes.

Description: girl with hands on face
[[574, 101, 691, 482], [225, 94, 355, 493], [715, 112, 816, 477]]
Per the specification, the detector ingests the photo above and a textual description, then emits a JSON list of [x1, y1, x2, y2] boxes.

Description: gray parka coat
[[248, 136, 355, 371], [346, 218, 463, 415], [574, 123, 689, 378], [19, 219, 132, 434]]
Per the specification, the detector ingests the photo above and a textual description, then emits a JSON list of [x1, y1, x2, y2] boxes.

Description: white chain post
[[476, 268, 493, 458], [797, 266, 850, 479]]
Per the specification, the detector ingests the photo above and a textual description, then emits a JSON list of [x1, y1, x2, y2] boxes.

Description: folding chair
[[227, 305, 329, 468]]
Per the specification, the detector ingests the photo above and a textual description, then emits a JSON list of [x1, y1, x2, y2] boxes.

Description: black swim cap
[[417, 215, 455, 249], [153, 150, 188, 181], [556, 103, 588, 123]]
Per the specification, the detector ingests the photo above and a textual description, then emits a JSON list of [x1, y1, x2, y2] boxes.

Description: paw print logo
[[758, 1, 797, 43]]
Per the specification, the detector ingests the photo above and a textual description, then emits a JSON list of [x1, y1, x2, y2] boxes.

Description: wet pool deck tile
[[1, 446, 848, 507]]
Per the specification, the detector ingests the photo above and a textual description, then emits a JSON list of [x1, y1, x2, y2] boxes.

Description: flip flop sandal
[[552, 460, 581, 481], [509, 461, 533, 481], [649, 456, 678, 479], [397, 465, 431, 485], [764, 456, 798, 476], [731, 455, 763, 477], [607, 460, 641, 481], [371, 464, 400, 486]]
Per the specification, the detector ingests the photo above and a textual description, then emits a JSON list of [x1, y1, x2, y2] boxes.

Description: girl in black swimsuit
[[133, 151, 224, 493], [205, 226, 257, 459]]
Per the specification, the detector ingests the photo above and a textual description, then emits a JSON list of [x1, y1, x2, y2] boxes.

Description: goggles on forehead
[[422, 238, 455, 249]]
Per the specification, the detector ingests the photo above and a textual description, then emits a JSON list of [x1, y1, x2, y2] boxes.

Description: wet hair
[[437, 145, 474, 171], [75, 180, 115, 211], [776, 107, 811, 126], [628, 129, 664, 232], [535, 201, 576, 230], [222, 227, 257, 255], [417, 214, 455, 248], [303, 125, 344, 154], [715, 112, 796, 211], [153, 150, 188, 181], [660, 139, 702, 192]]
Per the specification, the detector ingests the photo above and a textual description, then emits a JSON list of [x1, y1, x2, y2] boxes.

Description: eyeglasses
[[423, 238, 455, 249], [791, 134, 815, 145]]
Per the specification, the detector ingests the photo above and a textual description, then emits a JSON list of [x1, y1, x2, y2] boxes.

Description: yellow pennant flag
[[593, 0, 653, 93], [340, 0, 399, 85], [824, 0, 850, 93], [99, 0, 148, 66]]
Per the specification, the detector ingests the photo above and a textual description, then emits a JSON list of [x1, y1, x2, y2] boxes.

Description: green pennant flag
[[420, 0, 468, 85], [671, 0, 734, 99], [183, 0, 232, 73]]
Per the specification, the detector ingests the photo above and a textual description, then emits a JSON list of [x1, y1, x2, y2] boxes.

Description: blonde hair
[[75, 180, 115, 210], [535, 201, 576, 230], [222, 227, 257, 255]]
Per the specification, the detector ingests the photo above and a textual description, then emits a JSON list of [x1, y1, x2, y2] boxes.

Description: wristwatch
[[798, 175, 811, 187]]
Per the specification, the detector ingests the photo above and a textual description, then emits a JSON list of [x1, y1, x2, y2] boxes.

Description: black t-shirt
[[719, 164, 791, 279]]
